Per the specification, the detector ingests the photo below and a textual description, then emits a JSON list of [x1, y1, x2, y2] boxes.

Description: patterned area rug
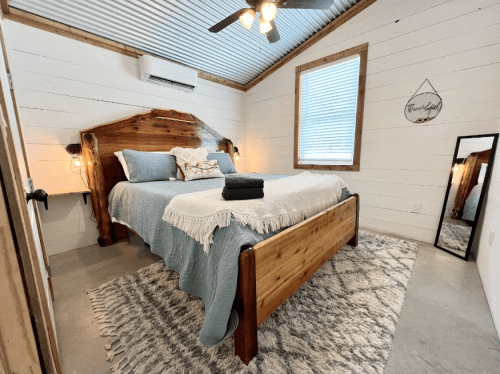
[[88, 231, 418, 374], [438, 222, 472, 252]]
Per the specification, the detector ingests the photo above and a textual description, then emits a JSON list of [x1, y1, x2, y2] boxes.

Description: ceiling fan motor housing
[[246, 0, 283, 11]]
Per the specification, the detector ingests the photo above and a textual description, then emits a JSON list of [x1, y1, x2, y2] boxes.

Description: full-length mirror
[[435, 134, 499, 260]]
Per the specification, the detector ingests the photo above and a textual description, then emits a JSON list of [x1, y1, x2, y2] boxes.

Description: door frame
[[0, 17, 62, 374], [0, 165, 43, 374]]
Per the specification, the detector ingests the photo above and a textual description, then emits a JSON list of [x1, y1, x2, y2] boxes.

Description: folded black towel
[[225, 176, 264, 190], [222, 186, 264, 201]]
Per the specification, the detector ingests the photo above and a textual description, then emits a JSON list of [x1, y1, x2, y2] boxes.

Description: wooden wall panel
[[245, 0, 500, 243]]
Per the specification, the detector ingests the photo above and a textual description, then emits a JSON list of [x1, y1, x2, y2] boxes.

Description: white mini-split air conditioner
[[138, 55, 198, 93]]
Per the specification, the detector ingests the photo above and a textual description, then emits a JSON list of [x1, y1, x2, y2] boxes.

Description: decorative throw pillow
[[170, 147, 209, 178], [115, 150, 170, 180], [177, 160, 224, 181], [122, 149, 177, 183], [207, 152, 237, 174]]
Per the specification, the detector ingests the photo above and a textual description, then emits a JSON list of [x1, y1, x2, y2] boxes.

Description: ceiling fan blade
[[278, 0, 335, 9], [266, 20, 281, 43], [208, 8, 247, 33]]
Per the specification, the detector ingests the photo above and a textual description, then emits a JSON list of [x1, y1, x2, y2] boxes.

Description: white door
[[0, 21, 61, 373]]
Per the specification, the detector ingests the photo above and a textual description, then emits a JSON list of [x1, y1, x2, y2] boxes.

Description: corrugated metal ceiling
[[9, 0, 359, 85]]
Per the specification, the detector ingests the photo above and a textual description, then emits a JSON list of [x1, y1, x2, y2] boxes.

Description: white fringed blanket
[[162, 171, 348, 253]]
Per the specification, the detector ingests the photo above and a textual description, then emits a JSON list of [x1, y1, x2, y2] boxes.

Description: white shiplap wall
[[3, 20, 247, 255], [476, 113, 500, 337], [245, 0, 500, 243]]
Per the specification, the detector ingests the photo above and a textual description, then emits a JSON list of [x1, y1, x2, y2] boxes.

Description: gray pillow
[[122, 149, 177, 183], [207, 152, 237, 174]]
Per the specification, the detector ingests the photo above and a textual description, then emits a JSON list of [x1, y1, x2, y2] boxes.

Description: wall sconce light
[[66, 144, 83, 173], [234, 146, 241, 161]]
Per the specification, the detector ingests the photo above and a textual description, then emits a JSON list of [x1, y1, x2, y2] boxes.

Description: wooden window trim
[[294, 43, 368, 172]]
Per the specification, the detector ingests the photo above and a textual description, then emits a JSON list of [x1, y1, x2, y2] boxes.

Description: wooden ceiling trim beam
[[243, 0, 378, 92], [0, 0, 9, 15], [2, 8, 246, 91]]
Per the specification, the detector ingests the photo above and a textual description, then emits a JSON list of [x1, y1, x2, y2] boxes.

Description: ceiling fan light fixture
[[239, 9, 256, 30], [259, 15, 273, 33], [261, 1, 277, 22]]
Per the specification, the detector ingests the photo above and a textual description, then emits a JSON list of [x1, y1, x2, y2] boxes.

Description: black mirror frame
[[434, 133, 499, 261]]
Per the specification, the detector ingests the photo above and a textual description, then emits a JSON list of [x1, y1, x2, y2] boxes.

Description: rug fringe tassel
[[105, 338, 120, 350], [87, 289, 130, 373], [106, 346, 124, 362], [111, 356, 131, 374]]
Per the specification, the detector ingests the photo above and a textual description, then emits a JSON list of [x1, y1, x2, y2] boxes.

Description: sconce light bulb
[[75, 160, 81, 167], [453, 164, 458, 172]]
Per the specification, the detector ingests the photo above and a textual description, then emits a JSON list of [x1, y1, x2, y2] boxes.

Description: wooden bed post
[[225, 139, 235, 163], [80, 132, 114, 246], [234, 247, 258, 365], [347, 193, 360, 247]]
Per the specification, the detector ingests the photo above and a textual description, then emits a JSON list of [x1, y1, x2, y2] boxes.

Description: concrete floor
[[49, 234, 500, 374]]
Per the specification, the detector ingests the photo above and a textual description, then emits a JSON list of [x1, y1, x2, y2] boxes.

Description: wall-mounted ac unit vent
[[139, 55, 198, 93]]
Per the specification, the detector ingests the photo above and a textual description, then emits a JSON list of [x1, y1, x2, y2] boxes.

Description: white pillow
[[170, 147, 209, 179], [115, 150, 170, 180], [115, 151, 131, 180], [478, 163, 488, 184], [177, 160, 224, 181]]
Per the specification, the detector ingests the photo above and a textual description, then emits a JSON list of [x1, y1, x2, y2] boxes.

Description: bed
[[80, 109, 359, 364]]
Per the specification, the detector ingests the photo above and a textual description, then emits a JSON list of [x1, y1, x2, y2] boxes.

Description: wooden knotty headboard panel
[[80, 109, 235, 246]]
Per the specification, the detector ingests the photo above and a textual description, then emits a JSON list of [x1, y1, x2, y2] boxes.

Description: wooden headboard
[[80, 109, 235, 246]]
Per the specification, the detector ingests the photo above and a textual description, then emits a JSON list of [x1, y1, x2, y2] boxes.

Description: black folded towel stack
[[222, 176, 264, 200]]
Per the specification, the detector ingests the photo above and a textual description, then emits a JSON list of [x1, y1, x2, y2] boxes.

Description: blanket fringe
[[163, 200, 337, 253], [88, 289, 130, 373]]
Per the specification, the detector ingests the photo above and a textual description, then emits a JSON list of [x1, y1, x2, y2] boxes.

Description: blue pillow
[[207, 152, 237, 174], [122, 149, 177, 183]]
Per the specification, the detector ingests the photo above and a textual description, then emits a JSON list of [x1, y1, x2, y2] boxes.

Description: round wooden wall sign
[[404, 80, 442, 124]]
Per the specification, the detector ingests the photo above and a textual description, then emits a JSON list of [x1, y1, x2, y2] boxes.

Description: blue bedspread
[[108, 173, 350, 346]]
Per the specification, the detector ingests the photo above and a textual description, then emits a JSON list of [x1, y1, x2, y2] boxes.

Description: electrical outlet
[[412, 203, 421, 214], [489, 230, 495, 247]]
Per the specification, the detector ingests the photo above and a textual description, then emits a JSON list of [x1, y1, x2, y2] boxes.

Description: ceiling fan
[[208, 0, 336, 44]]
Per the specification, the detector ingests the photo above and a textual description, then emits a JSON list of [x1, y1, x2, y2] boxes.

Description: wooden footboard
[[234, 194, 359, 365]]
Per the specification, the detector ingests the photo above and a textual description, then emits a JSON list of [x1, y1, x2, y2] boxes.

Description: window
[[294, 43, 368, 171]]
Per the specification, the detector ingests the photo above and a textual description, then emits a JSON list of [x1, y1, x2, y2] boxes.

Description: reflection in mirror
[[435, 134, 498, 260]]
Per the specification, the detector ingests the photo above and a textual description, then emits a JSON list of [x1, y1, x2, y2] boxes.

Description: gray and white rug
[[438, 221, 472, 252], [88, 231, 418, 374]]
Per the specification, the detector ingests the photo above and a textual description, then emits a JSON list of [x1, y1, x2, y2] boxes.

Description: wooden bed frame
[[80, 109, 359, 365]]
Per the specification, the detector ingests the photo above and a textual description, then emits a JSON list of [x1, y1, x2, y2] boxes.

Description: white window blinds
[[298, 54, 361, 165]]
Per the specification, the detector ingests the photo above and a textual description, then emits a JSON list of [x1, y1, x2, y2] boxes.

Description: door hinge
[[46, 265, 52, 278], [7, 73, 14, 89], [27, 178, 34, 193]]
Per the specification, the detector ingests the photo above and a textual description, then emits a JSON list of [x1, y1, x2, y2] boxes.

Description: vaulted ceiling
[[8, 0, 359, 85]]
